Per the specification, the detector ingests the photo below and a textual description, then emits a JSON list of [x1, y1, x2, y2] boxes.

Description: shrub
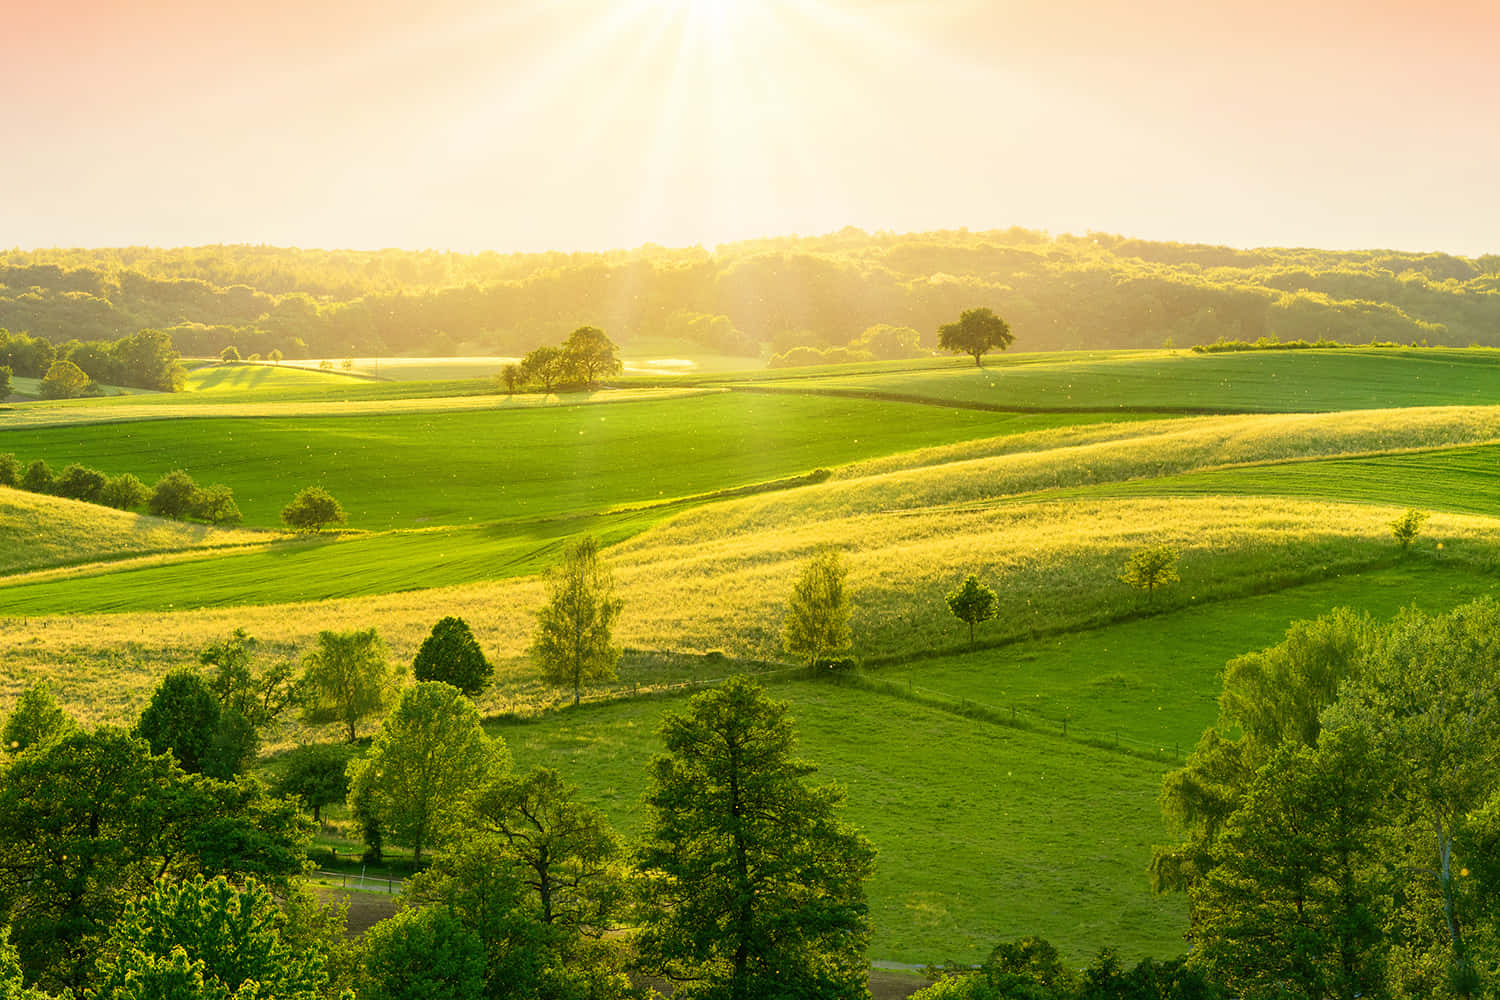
[[1391, 508, 1428, 551], [1119, 545, 1181, 602], [19, 460, 53, 494], [99, 472, 150, 510], [282, 486, 346, 532], [149, 469, 201, 519], [0, 453, 19, 487], [52, 464, 108, 503]]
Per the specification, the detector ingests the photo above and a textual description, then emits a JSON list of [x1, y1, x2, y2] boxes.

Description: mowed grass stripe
[[0, 394, 1068, 530], [497, 680, 1184, 966], [744, 349, 1500, 413]]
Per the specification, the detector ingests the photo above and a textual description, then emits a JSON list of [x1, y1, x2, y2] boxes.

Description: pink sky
[[5, 0, 1497, 254]]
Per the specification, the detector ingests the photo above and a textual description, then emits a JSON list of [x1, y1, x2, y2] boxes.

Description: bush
[[99, 472, 150, 510], [282, 486, 346, 532], [149, 469, 201, 519], [19, 460, 53, 494], [53, 464, 108, 503], [0, 453, 19, 487]]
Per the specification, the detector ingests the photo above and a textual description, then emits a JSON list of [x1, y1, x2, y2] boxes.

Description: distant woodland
[[3, 228, 1498, 361]]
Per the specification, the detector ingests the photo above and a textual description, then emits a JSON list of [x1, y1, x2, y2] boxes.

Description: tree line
[[1, 230, 1496, 364], [0, 328, 184, 394]]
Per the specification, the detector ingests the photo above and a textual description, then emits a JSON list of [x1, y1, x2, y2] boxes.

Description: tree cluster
[[1154, 599, 1500, 999], [4, 232, 1493, 369], [0, 327, 184, 393], [503, 325, 623, 394], [0, 456, 241, 523]]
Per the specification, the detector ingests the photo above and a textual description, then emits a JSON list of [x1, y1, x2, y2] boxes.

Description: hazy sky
[[6, 0, 1497, 255]]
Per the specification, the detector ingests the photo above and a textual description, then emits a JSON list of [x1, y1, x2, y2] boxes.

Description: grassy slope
[[498, 681, 1185, 966], [0, 394, 1090, 530], [734, 348, 1500, 413]]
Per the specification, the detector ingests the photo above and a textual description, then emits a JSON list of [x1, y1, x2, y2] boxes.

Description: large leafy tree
[[37, 359, 91, 399], [531, 537, 622, 706], [299, 628, 393, 742], [281, 486, 346, 532], [347, 682, 507, 863], [560, 325, 622, 388], [93, 875, 325, 1000], [135, 668, 230, 777], [413, 615, 493, 696], [781, 548, 853, 669], [937, 307, 1013, 367], [636, 676, 876, 1000], [1, 682, 74, 754], [358, 906, 487, 1000]]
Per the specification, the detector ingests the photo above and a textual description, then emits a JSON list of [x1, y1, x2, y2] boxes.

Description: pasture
[[5, 346, 1500, 967]]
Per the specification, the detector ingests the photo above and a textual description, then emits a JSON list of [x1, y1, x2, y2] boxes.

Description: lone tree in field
[[413, 615, 493, 697], [938, 307, 1014, 367], [782, 548, 853, 669], [1391, 508, 1428, 551], [282, 486, 346, 532], [1119, 544, 1180, 603], [219, 345, 241, 363], [531, 537, 622, 706], [637, 676, 876, 1000], [299, 627, 394, 742], [947, 574, 999, 646]]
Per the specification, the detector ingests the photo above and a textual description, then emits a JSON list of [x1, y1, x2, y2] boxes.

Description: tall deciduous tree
[[299, 628, 393, 742], [413, 615, 493, 696], [531, 537, 622, 706], [937, 307, 1013, 367], [637, 677, 876, 1000], [945, 574, 998, 646], [782, 548, 853, 669], [347, 682, 507, 863], [560, 325, 622, 388]]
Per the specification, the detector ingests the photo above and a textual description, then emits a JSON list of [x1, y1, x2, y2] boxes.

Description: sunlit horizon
[[4, 0, 1498, 256]]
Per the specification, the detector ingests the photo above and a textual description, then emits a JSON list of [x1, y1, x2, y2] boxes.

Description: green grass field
[[497, 679, 1185, 966], [9, 347, 1500, 968], [732, 348, 1500, 413]]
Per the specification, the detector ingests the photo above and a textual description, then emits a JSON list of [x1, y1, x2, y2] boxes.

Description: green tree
[[531, 537, 622, 706], [299, 628, 394, 743], [346, 681, 507, 863], [2, 682, 74, 754], [1391, 507, 1428, 550], [520, 346, 564, 393], [0, 365, 11, 402], [274, 742, 355, 823], [560, 325, 622, 388], [19, 460, 53, 494], [219, 345, 241, 362], [191, 483, 242, 525], [636, 676, 876, 1000], [281, 485, 346, 532], [781, 548, 853, 669], [413, 615, 493, 696], [471, 766, 623, 936], [268, 348, 283, 365], [946, 574, 998, 646], [135, 669, 225, 777], [1119, 545, 1180, 602], [0, 453, 18, 487], [199, 628, 300, 738], [111, 328, 186, 392], [149, 469, 201, 520], [94, 875, 325, 1000], [358, 906, 486, 1000], [937, 307, 1013, 367], [38, 359, 92, 399], [498, 363, 522, 394], [52, 464, 107, 503], [99, 472, 150, 510], [1190, 729, 1386, 1000]]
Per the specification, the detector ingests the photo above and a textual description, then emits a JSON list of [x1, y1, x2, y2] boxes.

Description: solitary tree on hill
[[947, 574, 999, 646], [782, 548, 853, 669], [938, 307, 1014, 367], [282, 486, 346, 532], [1119, 545, 1180, 603]]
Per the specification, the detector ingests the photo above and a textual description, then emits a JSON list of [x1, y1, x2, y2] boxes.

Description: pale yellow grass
[[8, 496, 1497, 733], [0, 387, 720, 429], [0, 488, 269, 575]]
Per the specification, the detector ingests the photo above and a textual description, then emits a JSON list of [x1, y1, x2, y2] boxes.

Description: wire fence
[[313, 870, 404, 895]]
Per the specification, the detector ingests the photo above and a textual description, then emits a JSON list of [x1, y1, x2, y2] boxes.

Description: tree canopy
[[937, 307, 1014, 367], [298, 627, 393, 742], [412, 615, 493, 696]]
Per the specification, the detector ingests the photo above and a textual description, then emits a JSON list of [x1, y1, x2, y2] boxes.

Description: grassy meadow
[[4, 346, 1500, 965]]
